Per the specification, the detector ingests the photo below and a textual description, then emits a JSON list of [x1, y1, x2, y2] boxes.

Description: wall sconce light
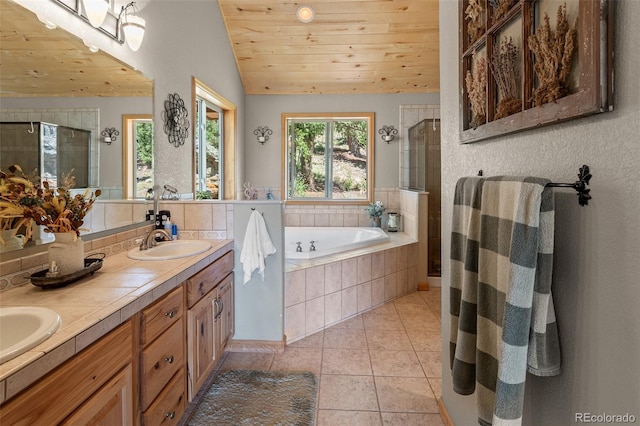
[[296, 5, 315, 23], [378, 125, 398, 143], [254, 126, 273, 145], [101, 127, 119, 144], [119, 2, 146, 51]]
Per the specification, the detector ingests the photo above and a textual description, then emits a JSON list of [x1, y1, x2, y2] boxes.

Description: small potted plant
[[366, 201, 385, 227]]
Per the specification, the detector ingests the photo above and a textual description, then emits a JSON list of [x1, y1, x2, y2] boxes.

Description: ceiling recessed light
[[296, 5, 315, 23]]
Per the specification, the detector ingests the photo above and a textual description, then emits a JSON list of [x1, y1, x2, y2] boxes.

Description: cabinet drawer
[[141, 285, 184, 346], [142, 369, 185, 426], [186, 250, 234, 308], [141, 318, 185, 411]]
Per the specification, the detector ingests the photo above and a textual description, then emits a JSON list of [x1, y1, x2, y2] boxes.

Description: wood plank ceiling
[[218, 0, 440, 95], [0, 0, 152, 98]]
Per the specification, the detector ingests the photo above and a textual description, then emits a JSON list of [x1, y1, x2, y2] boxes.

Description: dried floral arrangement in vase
[[465, 55, 487, 128], [0, 164, 101, 241], [490, 0, 516, 24], [465, 0, 485, 45], [528, 3, 577, 106], [0, 165, 39, 244], [490, 36, 521, 119]]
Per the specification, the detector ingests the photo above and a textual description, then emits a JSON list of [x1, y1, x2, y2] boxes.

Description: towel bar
[[476, 165, 592, 206]]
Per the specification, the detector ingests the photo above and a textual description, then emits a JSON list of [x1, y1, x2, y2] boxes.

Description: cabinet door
[[62, 365, 133, 426], [216, 273, 234, 351], [186, 289, 217, 401], [0, 321, 133, 425]]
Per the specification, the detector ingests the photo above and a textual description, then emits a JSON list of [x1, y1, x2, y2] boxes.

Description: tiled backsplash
[[284, 188, 405, 228], [0, 201, 236, 292]]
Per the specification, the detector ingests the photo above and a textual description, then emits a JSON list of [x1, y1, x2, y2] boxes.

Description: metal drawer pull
[[165, 411, 176, 419], [165, 355, 174, 364], [165, 310, 176, 318]]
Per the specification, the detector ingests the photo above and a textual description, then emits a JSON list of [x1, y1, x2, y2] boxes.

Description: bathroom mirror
[[0, 1, 153, 253]]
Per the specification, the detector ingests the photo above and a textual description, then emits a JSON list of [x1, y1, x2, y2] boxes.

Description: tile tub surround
[[0, 238, 233, 404], [284, 232, 419, 343]]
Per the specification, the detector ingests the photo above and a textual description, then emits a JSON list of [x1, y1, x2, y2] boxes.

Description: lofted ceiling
[[0, 1, 440, 98], [0, 0, 152, 98], [218, 0, 440, 95]]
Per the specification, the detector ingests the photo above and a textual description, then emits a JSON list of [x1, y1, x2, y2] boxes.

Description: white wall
[[439, 1, 640, 424], [244, 93, 439, 191], [135, 1, 246, 196]]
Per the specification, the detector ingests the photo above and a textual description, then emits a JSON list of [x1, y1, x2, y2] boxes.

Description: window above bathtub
[[282, 112, 374, 204]]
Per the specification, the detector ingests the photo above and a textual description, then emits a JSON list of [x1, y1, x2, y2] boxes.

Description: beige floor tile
[[288, 330, 324, 348], [405, 329, 441, 352], [416, 351, 442, 378], [399, 310, 441, 328], [363, 312, 405, 331], [365, 328, 413, 351], [374, 376, 439, 413], [370, 350, 424, 377], [318, 375, 379, 411], [323, 328, 367, 349], [367, 303, 398, 315], [428, 377, 443, 399], [219, 352, 274, 372], [330, 314, 364, 330], [317, 410, 382, 426], [394, 292, 428, 306], [381, 412, 444, 425], [270, 347, 322, 375], [322, 348, 372, 375]]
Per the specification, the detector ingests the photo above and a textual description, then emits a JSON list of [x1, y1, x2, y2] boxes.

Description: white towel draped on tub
[[240, 210, 276, 285]]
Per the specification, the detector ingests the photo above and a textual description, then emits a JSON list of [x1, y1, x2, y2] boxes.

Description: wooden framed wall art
[[459, 0, 614, 143]]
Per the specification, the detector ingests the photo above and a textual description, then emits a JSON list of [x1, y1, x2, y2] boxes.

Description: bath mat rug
[[188, 370, 318, 425]]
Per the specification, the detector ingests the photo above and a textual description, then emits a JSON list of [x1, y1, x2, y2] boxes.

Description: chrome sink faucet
[[140, 229, 171, 250]]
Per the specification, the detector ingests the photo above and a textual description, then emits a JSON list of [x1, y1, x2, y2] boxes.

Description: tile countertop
[[0, 239, 233, 404]]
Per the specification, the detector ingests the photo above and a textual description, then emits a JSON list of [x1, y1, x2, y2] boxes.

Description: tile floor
[[219, 287, 443, 425]]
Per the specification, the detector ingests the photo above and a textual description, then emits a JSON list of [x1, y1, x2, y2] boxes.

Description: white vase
[[0, 229, 26, 253], [48, 232, 84, 275]]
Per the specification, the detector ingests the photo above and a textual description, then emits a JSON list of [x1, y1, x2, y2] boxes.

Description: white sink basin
[[0, 307, 61, 364], [127, 240, 212, 261]]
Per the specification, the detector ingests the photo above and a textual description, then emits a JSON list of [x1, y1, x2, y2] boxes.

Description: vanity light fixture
[[119, 2, 146, 51], [51, 0, 146, 51], [296, 5, 315, 23], [254, 126, 273, 145], [101, 127, 119, 144], [378, 125, 398, 143], [82, 0, 109, 28]]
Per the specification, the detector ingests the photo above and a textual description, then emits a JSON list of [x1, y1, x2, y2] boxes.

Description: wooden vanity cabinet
[[186, 250, 234, 401], [0, 320, 134, 425], [139, 285, 186, 425]]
